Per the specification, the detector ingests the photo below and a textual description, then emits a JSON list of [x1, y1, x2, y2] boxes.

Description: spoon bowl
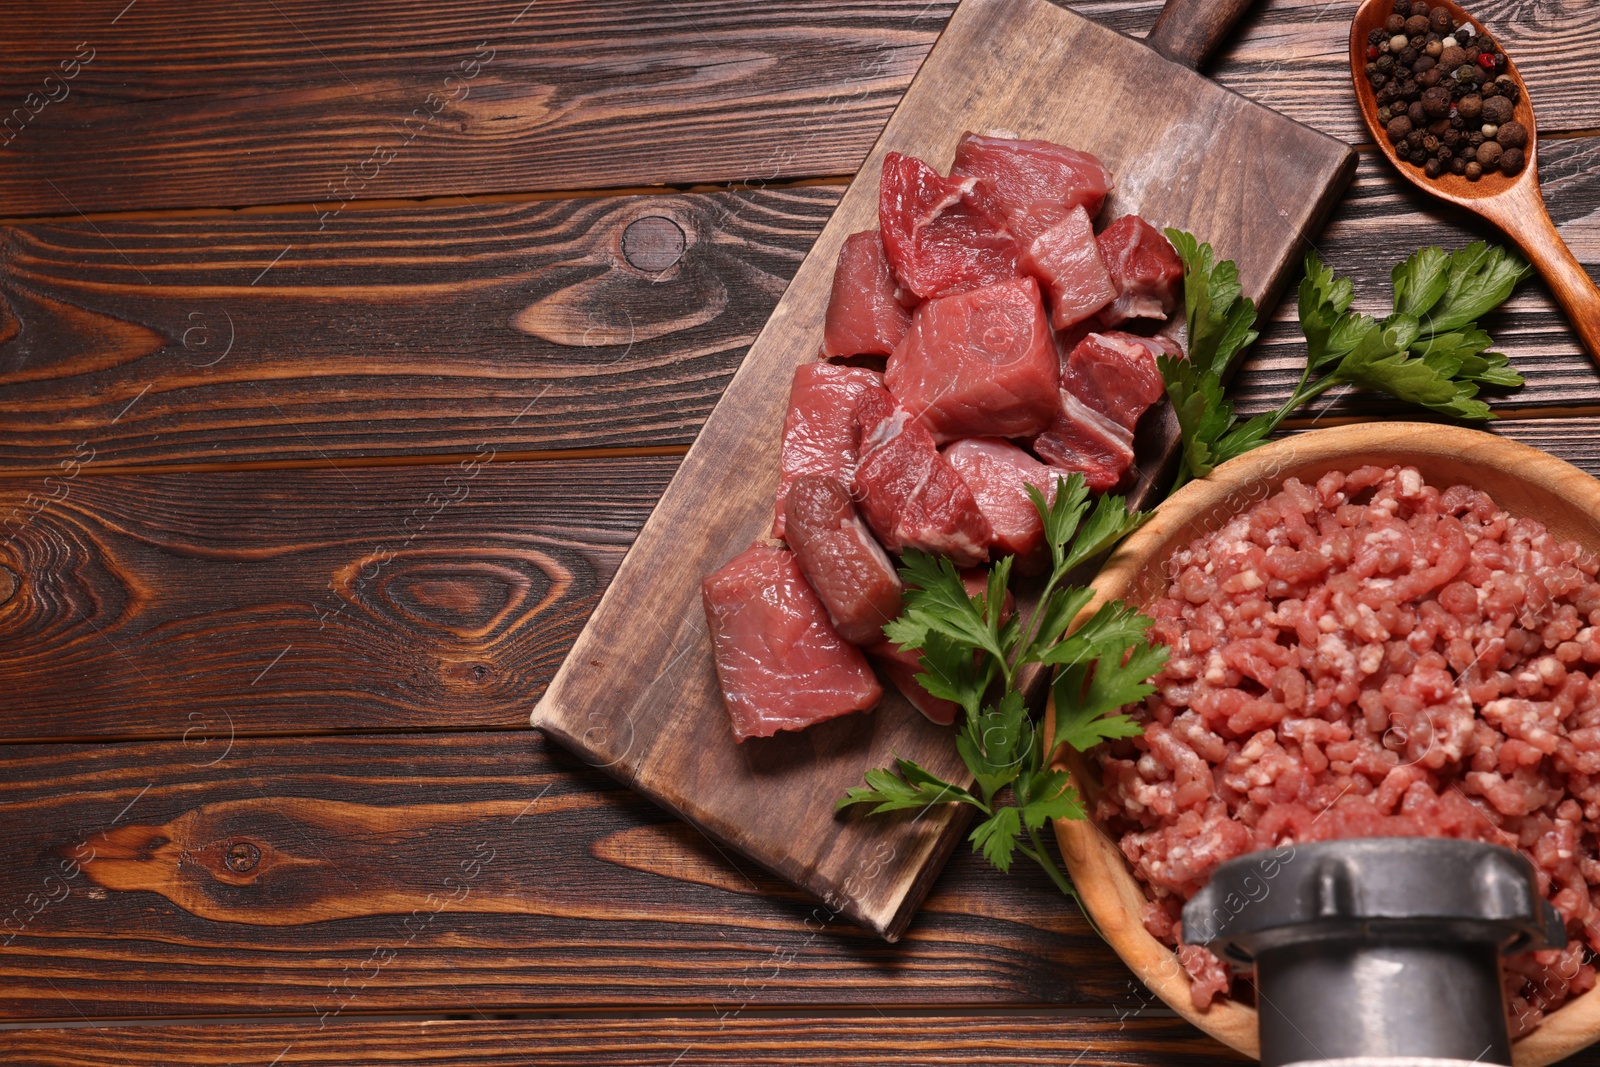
[[1349, 0, 1600, 360]]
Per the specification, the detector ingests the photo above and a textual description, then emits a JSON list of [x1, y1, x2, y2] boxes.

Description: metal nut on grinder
[[1182, 838, 1565, 1067]]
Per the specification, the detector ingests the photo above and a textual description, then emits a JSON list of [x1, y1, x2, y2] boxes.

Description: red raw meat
[[1019, 205, 1117, 329], [951, 132, 1113, 245], [1032, 389, 1135, 492], [945, 437, 1071, 571], [772, 361, 883, 538], [878, 152, 1021, 301], [702, 542, 882, 741], [870, 571, 1015, 725], [885, 276, 1060, 443], [870, 639, 962, 726], [823, 230, 914, 357], [784, 474, 903, 645], [853, 385, 993, 565], [1096, 215, 1184, 327], [1063, 331, 1176, 430]]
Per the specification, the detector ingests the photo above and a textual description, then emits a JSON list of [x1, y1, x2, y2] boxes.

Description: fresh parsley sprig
[[838, 473, 1164, 900], [1160, 231, 1531, 489]]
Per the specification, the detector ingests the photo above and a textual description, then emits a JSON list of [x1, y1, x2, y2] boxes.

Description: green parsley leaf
[[1051, 636, 1168, 754], [1019, 769, 1084, 830], [1165, 229, 1259, 378], [1424, 241, 1533, 333], [836, 757, 979, 815], [955, 690, 1032, 803], [969, 805, 1022, 873]]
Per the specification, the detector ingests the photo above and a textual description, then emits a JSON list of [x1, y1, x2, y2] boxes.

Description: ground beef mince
[[1095, 465, 1600, 1030]]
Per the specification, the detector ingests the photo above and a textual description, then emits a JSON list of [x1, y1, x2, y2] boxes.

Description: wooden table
[[1, 1, 1597, 1063]]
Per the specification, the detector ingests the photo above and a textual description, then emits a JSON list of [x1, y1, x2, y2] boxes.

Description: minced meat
[[1096, 465, 1600, 1031]]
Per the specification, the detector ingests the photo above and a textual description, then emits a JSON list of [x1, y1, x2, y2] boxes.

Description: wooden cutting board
[[532, 0, 1356, 940]]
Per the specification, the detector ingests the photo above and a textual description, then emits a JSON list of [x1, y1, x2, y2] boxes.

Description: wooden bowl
[[1048, 421, 1600, 1065]]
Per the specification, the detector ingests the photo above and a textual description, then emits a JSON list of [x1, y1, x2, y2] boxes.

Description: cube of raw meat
[[1063, 331, 1177, 430], [1031, 389, 1135, 492], [878, 151, 1021, 301], [772, 361, 883, 538], [823, 230, 914, 357], [869, 639, 962, 726], [1019, 205, 1117, 329], [885, 276, 1060, 443], [1096, 215, 1184, 327], [951, 132, 1113, 245], [945, 437, 1072, 571], [784, 475, 903, 645], [869, 571, 1015, 725], [853, 385, 993, 565], [702, 542, 883, 741]]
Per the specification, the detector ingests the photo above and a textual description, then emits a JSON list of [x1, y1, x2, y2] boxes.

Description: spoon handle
[[1485, 186, 1600, 364]]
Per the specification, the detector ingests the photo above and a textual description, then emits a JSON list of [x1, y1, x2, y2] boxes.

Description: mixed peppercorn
[[1363, 1, 1527, 181]]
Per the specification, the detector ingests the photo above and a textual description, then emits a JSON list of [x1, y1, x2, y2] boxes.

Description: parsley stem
[[1018, 827, 1079, 903]]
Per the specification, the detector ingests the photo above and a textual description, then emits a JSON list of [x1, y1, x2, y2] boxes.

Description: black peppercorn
[[1386, 12, 1408, 31], [1410, 148, 1428, 165], [1369, 69, 1388, 88], [1387, 115, 1414, 141], [1500, 147, 1525, 175], [1392, 0, 1412, 12], [1424, 158, 1444, 178], [1406, 129, 1426, 150], [1419, 68, 1443, 88], [1468, 130, 1485, 146], [1377, 53, 1395, 72], [1401, 45, 1420, 65], [1413, 55, 1436, 73], [1407, 101, 1427, 126], [1452, 157, 1468, 175], [1442, 127, 1461, 147], [1370, 27, 1390, 46], [1461, 144, 1477, 161], [1466, 161, 1483, 180]]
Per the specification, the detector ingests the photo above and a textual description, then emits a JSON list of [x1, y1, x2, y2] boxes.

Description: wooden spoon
[[1349, 0, 1600, 361]]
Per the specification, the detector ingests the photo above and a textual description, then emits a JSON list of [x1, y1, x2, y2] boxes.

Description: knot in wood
[[621, 215, 686, 272], [0, 564, 15, 606], [225, 840, 261, 873]]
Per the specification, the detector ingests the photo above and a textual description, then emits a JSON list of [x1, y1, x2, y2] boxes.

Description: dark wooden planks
[[0, 187, 836, 472], [3, 143, 1598, 475], [0, 0, 953, 216], [0, 732, 1129, 1020], [1233, 137, 1600, 419], [4, 0, 1600, 216], [0, 1016, 1254, 1065], [0, 459, 673, 741]]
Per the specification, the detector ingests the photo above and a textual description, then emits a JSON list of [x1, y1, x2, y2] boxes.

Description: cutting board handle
[[1144, 0, 1258, 69]]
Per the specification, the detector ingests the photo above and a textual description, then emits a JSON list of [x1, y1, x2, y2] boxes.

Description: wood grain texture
[[0, 459, 673, 741], [535, 0, 1353, 942], [0, 1016, 1254, 1066], [3, 0, 1599, 217], [1233, 138, 1600, 419], [0, 188, 836, 471], [3, 141, 1598, 475], [0, 0, 955, 216], [0, 732, 1131, 1020]]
